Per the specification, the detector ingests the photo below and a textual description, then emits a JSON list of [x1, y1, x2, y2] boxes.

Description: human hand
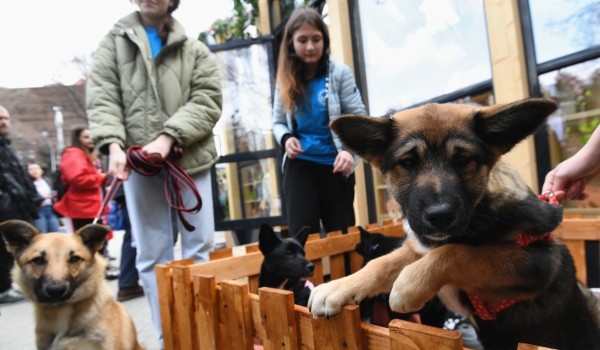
[[285, 137, 303, 159], [542, 147, 600, 202], [108, 143, 130, 181], [333, 150, 354, 176], [143, 134, 175, 160]]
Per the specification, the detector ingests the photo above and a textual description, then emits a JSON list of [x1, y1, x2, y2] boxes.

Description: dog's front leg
[[308, 240, 421, 317], [389, 243, 539, 313]]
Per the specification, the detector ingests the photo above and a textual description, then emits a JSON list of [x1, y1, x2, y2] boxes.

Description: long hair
[[70, 126, 95, 161], [276, 7, 330, 113]]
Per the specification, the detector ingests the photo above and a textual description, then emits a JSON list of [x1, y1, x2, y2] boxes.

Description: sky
[[0, 0, 233, 88]]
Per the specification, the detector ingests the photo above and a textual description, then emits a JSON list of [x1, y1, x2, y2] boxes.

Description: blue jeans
[[123, 169, 214, 347], [118, 208, 140, 288], [33, 205, 61, 233]]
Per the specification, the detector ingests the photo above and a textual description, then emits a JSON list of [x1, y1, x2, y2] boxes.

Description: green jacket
[[86, 12, 222, 175]]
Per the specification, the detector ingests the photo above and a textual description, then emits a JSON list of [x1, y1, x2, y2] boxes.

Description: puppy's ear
[[294, 226, 311, 247], [259, 223, 281, 256], [0, 220, 40, 257], [358, 226, 370, 242], [77, 224, 110, 255], [330, 115, 394, 168], [474, 98, 557, 154]]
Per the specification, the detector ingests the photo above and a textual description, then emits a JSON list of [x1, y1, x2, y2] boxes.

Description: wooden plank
[[553, 218, 600, 240], [186, 252, 263, 282], [327, 231, 346, 281], [388, 319, 462, 350], [193, 275, 220, 350], [361, 322, 391, 350], [172, 266, 198, 350], [209, 247, 233, 260], [517, 343, 557, 350], [562, 240, 587, 285], [156, 265, 176, 350], [312, 305, 363, 350], [305, 232, 361, 260], [296, 307, 315, 350], [246, 243, 260, 253], [250, 293, 265, 340], [312, 257, 325, 286], [259, 287, 299, 350], [221, 280, 254, 350]]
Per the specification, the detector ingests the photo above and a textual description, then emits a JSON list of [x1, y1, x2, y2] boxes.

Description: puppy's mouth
[[423, 233, 451, 242]]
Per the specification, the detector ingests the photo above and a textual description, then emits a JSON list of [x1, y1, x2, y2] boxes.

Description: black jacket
[[0, 135, 41, 222]]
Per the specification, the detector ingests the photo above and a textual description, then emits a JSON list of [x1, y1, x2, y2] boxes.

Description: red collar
[[468, 193, 558, 320]]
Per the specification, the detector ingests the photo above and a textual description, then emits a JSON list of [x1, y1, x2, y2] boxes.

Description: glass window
[[357, 0, 492, 115], [529, 0, 600, 64], [540, 58, 600, 210]]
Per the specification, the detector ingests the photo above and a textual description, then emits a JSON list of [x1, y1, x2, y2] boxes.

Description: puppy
[[0, 220, 143, 350], [355, 226, 447, 328], [308, 98, 600, 349], [258, 223, 314, 306]]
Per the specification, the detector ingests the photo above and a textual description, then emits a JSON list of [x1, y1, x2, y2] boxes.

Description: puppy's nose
[[423, 203, 456, 230], [44, 281, 68, 299], [306, 261, 314, 275]]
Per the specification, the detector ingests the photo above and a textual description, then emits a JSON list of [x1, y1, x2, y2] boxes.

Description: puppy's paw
[[388, 263, 434, 313], [308, 278, 362, 318]]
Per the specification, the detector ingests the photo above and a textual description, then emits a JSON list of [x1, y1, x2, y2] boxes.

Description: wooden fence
[[155, 218, 600, 350]]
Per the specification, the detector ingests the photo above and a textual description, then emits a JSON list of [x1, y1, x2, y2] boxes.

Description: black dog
[[258, 223, 315, 306], [355, 226, 447, 328]]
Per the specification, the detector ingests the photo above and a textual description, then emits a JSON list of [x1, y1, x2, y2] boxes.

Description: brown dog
[[0, 220, 143, 350], [308, 98, 600, 349]]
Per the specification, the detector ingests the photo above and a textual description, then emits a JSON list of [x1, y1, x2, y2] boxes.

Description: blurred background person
[[0, 105, 41, 304], [53, 126, 106, 231], [27, 162, 60, 233]]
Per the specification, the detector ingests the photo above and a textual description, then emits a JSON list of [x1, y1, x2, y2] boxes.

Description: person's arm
[[86, 33, 127, 155], [542, 126, 600, 201]]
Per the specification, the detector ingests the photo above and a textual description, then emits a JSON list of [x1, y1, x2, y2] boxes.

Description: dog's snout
[[44, 280, 69, 300], [306, 261, 315, 275], [423, 203, 456, 230]]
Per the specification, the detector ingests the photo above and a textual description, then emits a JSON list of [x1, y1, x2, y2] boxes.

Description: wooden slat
[[259, 287, 299, 349], [517, 343, 557, 350], [187, 252, 263, 282], [327, 231, 346, 281], [553, 218, 600, 240], [209, 247, 233, 260], [172, 266, 198, 350], [305, 232, 361, 260], [312, 257, 324, 286], [156, 265, 176, 350], [221, 280, 254, 350], [246, 243, 260, 254], [193, 275, 220, 350], [312, 305, 363, 350], [361, 322, 391, 350], [250, 293, 264, 340], [389, 319, 462, 350]]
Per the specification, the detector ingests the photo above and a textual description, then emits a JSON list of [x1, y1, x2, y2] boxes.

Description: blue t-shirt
[[295, 76, 336, 165], [145, 27, 163, 60]]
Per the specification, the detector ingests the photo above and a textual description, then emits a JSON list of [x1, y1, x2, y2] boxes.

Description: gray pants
[[123, 169, 214, 347]]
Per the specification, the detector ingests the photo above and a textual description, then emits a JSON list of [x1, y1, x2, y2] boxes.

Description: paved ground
[[0, 231, 166, 350]]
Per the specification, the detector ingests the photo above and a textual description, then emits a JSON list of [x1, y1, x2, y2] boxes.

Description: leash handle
[[93, 176, 123, 224]]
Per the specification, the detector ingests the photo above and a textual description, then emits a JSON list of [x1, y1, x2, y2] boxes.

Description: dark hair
[[276, 7, 330, 113]]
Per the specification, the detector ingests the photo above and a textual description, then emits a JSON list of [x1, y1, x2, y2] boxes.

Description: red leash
[[93, 146, 202, 231]]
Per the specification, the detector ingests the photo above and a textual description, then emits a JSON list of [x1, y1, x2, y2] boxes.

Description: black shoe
[[117, 285, 144, 302]]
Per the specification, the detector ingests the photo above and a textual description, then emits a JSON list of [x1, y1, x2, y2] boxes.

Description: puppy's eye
[[399, 155, 418, 168], [453, 151, 472, 167], [68, 256, 82, 264], [31, 256, 45, 266], [286, 248, 294, 256]]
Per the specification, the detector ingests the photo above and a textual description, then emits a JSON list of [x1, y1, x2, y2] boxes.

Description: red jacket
[[53, 147, 105, 219]]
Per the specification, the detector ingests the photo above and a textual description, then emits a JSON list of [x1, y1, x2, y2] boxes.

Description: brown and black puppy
[[308, 98, 600, 349], [0, 220, 143, 350]]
